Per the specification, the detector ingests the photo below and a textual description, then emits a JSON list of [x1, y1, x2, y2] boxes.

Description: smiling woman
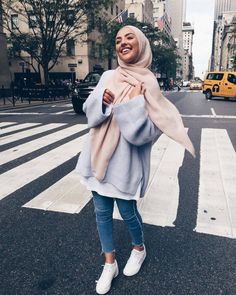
[[115, 29, 140, 64], [75, 25, 195, 294]]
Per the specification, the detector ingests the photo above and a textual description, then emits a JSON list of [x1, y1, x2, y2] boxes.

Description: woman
[[76, 25, 195, 294]]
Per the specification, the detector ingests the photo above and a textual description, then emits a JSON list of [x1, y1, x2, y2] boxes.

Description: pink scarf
[[90, 25, 195, 181]]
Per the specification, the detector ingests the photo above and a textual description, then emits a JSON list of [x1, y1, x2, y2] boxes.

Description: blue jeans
[[92, 191, 144, 253]]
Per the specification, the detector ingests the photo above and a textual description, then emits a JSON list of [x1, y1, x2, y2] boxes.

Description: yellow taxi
[[203, 71, 236, 99]]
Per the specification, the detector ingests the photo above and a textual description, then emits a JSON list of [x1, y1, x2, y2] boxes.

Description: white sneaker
[[96, 260, 119, 294], [123, 246, 146, 276]]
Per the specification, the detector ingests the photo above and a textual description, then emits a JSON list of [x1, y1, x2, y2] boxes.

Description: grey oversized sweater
[[75, 70, 161, 198]]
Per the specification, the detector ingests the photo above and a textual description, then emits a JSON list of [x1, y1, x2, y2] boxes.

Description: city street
[[0, 90, 236, 295]]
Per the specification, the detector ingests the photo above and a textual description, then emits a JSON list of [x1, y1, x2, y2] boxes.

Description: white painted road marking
[[0, 122, 17, 128], [1, 123, 66, 145], [195, 129, 236, 239], [0, 122, 40, 135], [1, 119, 235, 240], [23, 170, 92, 214], [0, 124, 87, 165], [211, 108, 216, 117], [0, 134, 87, 200]]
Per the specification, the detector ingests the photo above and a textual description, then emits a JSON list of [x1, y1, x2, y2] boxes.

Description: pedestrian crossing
[[1, 120, 236, 239]]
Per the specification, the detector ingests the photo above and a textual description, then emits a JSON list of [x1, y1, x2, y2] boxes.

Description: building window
[[66, 39, 75, 56], [111, 5, 113, 15], [66, 10, 75, 26], [28, 13, 37, 28], [11, 14, 19, 29], [129, 13, 135, 18], [91, 41, 96, 58], [89, 13, 95, 30], [99, 44, 103, 59], [116, 5, 119, 16], [98, 17, 102, 32]]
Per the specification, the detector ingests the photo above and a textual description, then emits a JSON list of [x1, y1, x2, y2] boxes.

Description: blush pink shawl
[[90, 25, 195, 181]]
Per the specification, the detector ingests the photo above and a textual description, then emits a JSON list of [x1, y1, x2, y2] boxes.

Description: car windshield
[[83, 73, 101, 83]]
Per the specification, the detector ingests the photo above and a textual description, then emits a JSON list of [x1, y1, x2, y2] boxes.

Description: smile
[[120, 47, 132, 54]]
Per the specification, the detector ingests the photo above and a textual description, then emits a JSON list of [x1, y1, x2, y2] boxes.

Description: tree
[[2, 0, 113, 84], [101, 17, 180, 78]]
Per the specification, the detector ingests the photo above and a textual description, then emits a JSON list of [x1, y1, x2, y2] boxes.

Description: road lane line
[[211, 108, 216, 117], [23, 170, 92, 214], [113, 132, 186, 226], [0, 134, 87, 200], [54, 109, 73, 115], [181, 114, 236, 119], [195, 128, 236, 239], [0, 122, 40, 136], [1, 123, 65, 146], [0, 124, 87, 165]]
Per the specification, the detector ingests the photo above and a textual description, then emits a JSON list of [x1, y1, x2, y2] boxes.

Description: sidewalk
[[0, 96, 71, 111]]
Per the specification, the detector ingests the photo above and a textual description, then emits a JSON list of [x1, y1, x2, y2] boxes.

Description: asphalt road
[[0, 90, 236, 295]]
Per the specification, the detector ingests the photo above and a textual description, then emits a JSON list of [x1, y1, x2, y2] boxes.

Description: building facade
[[4, 1, 125, 82], [152, 0, 171, 38], [211, 0, 236, 70], [165, 0, 187, 78], [182, 22, 194, 80], [126, 0, 153, 25], [0, 0, 11, 87], [220, 12, 236, 71]]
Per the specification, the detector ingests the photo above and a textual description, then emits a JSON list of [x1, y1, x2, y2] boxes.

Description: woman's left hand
[[129, 82, 146, 99]]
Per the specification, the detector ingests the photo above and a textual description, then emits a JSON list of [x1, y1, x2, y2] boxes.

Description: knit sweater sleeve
[[83, 70, 114, 128], [113, 95, 161, 146]]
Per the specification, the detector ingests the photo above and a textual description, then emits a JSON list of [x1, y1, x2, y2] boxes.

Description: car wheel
[[205, 90, 212, 100], [72, 96, 83, 114]]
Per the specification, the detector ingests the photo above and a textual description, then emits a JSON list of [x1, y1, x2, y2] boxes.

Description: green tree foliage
[[2, 0, 113, 84], [101, 17, 180, 78]]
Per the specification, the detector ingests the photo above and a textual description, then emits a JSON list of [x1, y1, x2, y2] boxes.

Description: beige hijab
[[90, 25, 195, 181]]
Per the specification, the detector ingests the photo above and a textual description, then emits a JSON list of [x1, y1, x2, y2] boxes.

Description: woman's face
[[115, 27, 139, 64]]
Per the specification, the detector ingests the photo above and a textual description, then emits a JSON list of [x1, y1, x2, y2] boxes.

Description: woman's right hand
[[103, 89, 115, 106], [129, 82, 146, 99]]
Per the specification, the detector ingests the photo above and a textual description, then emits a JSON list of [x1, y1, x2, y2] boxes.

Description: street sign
[[68, 63, 77, 67]]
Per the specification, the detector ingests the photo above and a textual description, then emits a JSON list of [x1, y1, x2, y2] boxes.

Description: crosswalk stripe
[[0, 122, 17, 128], [195, 129, 236, 239], [1, 123, 66, 146], [0, 122, 40, 135], [0, 124, 87, 165], [23, 170, 92, 214], [113, 133, 186, 226], [0, 134, 87, 200]]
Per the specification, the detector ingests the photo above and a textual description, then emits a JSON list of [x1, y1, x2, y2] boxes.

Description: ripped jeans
[[92, 191, 144, 253]]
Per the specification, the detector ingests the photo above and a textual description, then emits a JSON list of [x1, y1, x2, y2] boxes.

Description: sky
[[186, 0, 215, 79]]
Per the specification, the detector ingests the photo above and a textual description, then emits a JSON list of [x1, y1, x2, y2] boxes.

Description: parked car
[[203, 71, 236, 100], [72, 72, 102, 113], [190, 80, 203, 90]]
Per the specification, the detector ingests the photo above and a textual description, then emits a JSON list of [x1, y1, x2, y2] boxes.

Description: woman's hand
[[129, 82, 146, 99], [103, 89, 115, 106]]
